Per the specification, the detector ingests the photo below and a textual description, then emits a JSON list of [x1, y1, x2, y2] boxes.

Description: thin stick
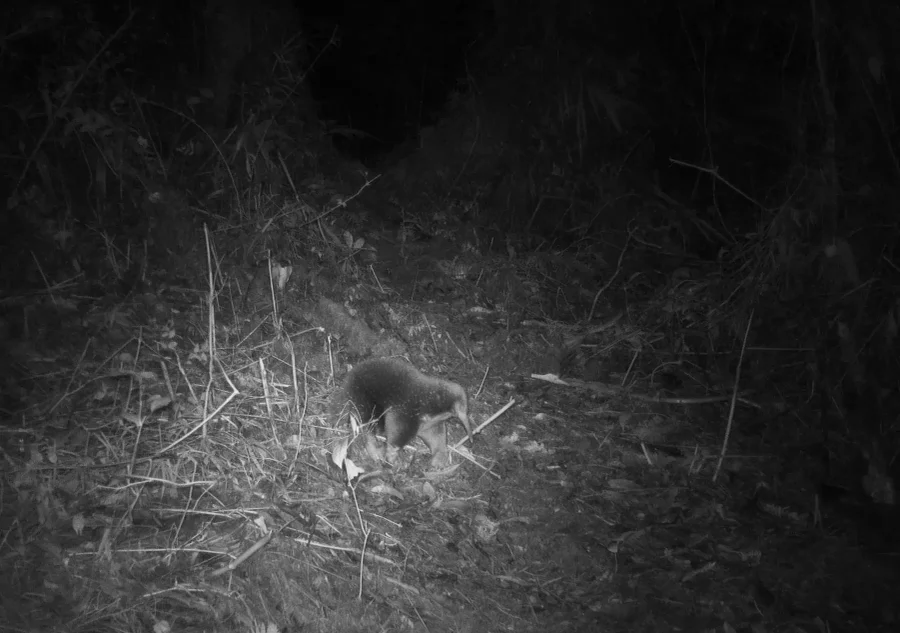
[[452, 399, 515, 450], [266, 255, 283, 330], [203, 225, 221, 441], [423, 314, 439, 353], [348, 482, 371, 600], [588, 228, 632, 321], [154, 357, 238, 456], [669, 159, 764, 211], [172, 352, 198, 404], [288, 356, 308, 482], [713, 309, 754, 482], [209, 531, 274, 578], [159, 358, 175, 405], [474, 365, 490, 399], [48, 338, 91, 415], [127, 328, 145, 476], [447, 448, 500, 479], [260, 357, 280, 446]]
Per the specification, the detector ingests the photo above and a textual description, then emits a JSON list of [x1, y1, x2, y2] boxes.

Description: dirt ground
[[2, 242, 898, 633]]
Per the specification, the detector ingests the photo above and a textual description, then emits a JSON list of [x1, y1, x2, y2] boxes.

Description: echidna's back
[[334, 358, 419, 426]]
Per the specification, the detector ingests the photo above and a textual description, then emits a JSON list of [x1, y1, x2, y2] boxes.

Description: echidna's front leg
[[418, 416, 450, 468]]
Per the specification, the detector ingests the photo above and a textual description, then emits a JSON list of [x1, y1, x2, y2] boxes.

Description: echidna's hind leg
[[363, 431, 384, 463]]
